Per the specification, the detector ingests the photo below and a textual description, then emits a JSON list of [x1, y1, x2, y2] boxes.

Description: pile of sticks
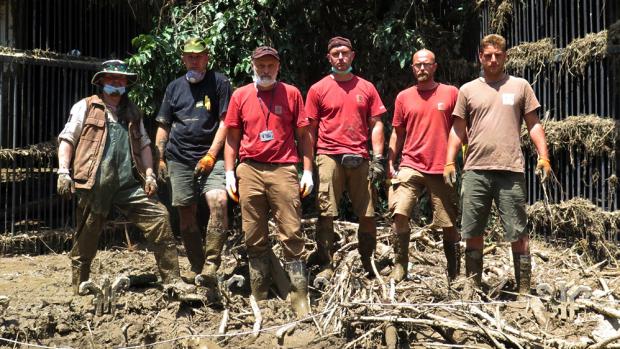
[[213, 219, 620, 348]]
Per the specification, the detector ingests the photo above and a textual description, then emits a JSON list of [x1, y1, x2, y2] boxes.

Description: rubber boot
[[358, 231, 377, 278], [71, 260, 91, 296], [463, 249, 483, 300], [513, 253, 532, 295], [444, 240, 461, 282], [202, 228, 228, 287], [153, 243, 196, 294], [179, 228, 205, 282], [315, 218, 335, 281], [248, 253, 271, 301], [389, 231, 410, 282], [285, 260, 311, 318]]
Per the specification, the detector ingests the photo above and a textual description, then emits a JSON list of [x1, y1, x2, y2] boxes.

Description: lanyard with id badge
[[258, 85, 277, 142]]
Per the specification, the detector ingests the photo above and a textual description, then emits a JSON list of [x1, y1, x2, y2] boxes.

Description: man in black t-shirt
[[155, 38, 232, 294]]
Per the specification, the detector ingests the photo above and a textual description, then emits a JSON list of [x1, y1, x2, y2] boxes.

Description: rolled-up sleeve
[[58, 99, 88, 146]]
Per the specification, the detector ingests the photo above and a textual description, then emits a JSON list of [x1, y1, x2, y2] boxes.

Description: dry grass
[[506, 38, 557, 77], [528, 197, 620, 265], [521, 115, 619, 165], [489, 0, 513, 34], [0, 141, 57, 162], [561, 29, 608, 76]]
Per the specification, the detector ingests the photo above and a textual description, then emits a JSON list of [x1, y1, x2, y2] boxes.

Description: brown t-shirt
[[453, 74, 540, 173]]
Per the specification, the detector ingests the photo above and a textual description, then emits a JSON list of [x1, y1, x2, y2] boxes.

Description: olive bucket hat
[[182, 37, 208, 53], [91, 59, 138, 86]]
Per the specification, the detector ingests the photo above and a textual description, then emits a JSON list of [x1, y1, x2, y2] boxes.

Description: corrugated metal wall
[[481, 0, 619, 211], [0, 0, 150, 234]]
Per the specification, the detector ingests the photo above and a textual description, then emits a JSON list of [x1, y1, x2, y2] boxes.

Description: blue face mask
[[331, 66, 352, 75], [103, 84, 126, 96], [186, 70, 205, 83]]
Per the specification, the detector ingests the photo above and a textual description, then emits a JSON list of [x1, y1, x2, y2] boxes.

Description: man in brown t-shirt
[[444, 34, 551, 297]]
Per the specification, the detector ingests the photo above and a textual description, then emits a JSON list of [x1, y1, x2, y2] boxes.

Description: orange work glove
[[536, 157, 551, 183], [443, 162, 457, 187], [194, 153, 216, 178]]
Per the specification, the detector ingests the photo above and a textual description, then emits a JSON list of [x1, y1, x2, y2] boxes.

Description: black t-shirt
[[156, 70, 232, 163]]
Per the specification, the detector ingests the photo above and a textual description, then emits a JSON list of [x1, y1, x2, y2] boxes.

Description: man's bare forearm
[[58, 140, 74, 170], [155, 125, 170, 162], [208, 120, 227, 157]]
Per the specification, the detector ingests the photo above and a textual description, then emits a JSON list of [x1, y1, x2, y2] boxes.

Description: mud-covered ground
[[0, 225, 619, 348], [0, 241, 346, 349]]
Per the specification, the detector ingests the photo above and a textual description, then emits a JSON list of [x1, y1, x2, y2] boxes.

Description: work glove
[[225, 170, 239, 203], [369, 155, 386, 183], [144, 174, 158, 197], [194, 153, 216, 179], [443, 162, 457, 187], [536, 157, 552, 183], [158, 159, 168, 181], [299, 170, 313, 198], [57, 169, 75, 199]]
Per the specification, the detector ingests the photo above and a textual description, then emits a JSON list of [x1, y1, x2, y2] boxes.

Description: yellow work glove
[[536, 157, 551, 183], [443, 162, 457, 187], [194, 153, 216, 178]]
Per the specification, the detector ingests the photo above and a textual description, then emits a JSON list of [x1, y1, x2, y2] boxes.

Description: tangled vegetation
[[528, 197, 620, 265], [521, 115, 619, 165], [505, 38, 557, 76], [561, 29, 608, 76]]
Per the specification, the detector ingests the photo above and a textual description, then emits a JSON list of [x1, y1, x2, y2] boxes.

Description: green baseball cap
[[182, 37, 208, 53]]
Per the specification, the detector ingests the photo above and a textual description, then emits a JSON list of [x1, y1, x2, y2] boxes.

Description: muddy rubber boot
[[314, 219, 335, 282], [179, 228, 205, 282], [444, 240, 461, 282], [248, 253, 271, 301], [71, 260, 91, 296], [514, 253, 532, 296], [153, 243, 196, 294], [389, 231, 410, 282], [202, 228, 228, 287], [463, 249, 483, 300], [285, 260, 311, 318], [358, 231, 377, 278]]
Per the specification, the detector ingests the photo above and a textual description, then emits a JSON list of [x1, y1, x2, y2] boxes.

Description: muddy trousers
[[70, 190, 181, 294]]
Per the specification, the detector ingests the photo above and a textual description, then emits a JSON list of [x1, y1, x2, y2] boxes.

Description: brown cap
[[327, 36, 353, 52], [251, 46, 280, 61]]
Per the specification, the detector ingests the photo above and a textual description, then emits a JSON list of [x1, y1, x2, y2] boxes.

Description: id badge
[[259, 130, 274, 142]]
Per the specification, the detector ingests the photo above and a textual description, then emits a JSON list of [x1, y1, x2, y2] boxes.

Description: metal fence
[[481, 0, 619, 211], [0, 0, 149, 235]]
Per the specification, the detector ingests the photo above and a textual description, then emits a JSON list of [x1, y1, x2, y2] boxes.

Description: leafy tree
[[129, 0, 479, 117]]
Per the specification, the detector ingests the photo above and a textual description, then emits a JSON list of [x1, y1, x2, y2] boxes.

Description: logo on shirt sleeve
[[502, 93, 515, 106]]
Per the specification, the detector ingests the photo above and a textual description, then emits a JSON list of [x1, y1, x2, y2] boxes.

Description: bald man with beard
[[387, 49, 461, 283]]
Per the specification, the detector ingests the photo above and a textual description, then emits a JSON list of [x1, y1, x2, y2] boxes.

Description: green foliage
[[129, 0, 480, 117]]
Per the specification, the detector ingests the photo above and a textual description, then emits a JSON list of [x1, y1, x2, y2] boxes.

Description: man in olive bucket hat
[[57, 59, 194, 296]]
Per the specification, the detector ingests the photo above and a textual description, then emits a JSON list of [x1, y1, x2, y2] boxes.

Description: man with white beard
[[224, 46, 314, 318]]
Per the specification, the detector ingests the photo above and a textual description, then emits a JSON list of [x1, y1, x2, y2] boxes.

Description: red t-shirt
[[225, 82, 308, 163], [392, 83, 458, 174], [305, 75, 386, 158]]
